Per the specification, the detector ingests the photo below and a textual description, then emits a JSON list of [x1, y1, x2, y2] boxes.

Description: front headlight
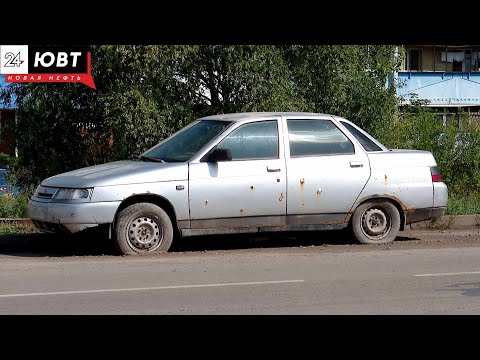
[[54, 188, 93, 200]]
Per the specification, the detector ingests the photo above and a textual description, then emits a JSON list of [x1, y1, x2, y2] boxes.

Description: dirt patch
[[0, 227, 479, 258]]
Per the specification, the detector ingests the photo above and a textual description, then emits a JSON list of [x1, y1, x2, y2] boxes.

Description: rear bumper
[[434, 182, 448, 208], [405, 207, 445, 225]]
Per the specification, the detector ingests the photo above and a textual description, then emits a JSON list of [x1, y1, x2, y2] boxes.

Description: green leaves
[[380, 107, 480, 194]]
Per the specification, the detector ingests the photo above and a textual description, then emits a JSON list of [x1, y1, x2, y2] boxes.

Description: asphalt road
[[1, 228, 480, 314]]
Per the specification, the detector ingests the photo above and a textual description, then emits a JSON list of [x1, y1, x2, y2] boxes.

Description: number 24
[[4, 52, 22, 67]]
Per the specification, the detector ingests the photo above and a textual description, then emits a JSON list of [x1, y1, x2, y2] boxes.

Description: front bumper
[[28, 200, 121, 234]]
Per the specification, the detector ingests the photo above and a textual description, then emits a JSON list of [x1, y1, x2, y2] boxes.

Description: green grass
[[445, 191, 480, 215], [0, 221, 38, 235], [0, 193, 29, 218]]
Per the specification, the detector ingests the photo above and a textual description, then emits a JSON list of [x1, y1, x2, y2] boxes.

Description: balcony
[[396, 71, 480, 107]]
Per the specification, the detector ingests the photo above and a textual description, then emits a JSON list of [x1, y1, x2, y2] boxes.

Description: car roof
[[198, 112, 334, 122]]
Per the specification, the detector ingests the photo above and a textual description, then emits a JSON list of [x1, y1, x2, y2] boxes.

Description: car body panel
[[188, 117, 287, 228], [355, 151, 439, 212], [41, 161, 188, 188]]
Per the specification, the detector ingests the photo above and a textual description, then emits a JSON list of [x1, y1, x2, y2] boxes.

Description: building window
[[408, 49, 422, 71], [472, 50, 480, 72]]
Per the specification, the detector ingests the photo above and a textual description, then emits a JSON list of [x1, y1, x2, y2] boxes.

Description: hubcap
[[127, 216, 162, 251], [362, 208, 390, 239]]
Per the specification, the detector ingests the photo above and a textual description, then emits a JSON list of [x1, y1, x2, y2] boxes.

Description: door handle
[[350, 161, 363, 168], [267, 166, 281, 172]]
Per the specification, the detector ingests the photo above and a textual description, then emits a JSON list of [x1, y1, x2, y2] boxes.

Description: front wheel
[[114, 202, 174, 255], [351, 201, 401, 244]]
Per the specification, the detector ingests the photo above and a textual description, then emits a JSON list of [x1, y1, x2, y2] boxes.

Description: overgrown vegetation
[[446, 192, 480, 216], [0, 193, 29, 218]]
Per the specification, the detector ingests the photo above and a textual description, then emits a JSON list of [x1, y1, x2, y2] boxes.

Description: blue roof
[[397, 72, 480, 107]]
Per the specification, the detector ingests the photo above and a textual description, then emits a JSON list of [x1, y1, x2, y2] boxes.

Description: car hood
[[41, 160, 189, 188]]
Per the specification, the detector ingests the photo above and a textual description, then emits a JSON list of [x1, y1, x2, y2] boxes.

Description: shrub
[[378, 107, 480, 195], [0, 192, 29, 218]]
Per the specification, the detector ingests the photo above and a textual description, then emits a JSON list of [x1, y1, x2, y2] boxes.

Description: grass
[[445, 191, 480, 216], [0, 221, 38, 235], [0, 193, 29, 218]]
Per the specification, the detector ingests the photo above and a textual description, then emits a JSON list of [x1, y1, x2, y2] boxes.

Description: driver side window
[[216, 120, 279, 160]]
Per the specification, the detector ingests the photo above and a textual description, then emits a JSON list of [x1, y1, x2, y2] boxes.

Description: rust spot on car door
[[299, 178, 305, 209]]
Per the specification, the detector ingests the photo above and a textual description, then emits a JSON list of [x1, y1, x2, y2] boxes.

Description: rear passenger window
[[287, 119, 354, 157], [340, 121, 383, 152]]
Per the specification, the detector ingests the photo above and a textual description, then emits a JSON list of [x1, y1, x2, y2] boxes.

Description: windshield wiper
[[131, 155, 165, 163]]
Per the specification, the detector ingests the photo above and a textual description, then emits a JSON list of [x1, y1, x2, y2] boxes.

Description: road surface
[[0, 228, 479, 314]]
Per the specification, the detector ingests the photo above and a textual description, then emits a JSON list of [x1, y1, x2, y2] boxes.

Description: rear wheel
[[351, 200, 401, 244], [114, 202, 174, 255]]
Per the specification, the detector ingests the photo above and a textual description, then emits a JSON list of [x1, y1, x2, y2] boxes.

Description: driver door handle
[[267, 166, 281, 172], [350, 161, 363, 168]]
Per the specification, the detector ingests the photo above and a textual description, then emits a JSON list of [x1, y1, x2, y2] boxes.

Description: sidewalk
[[409, 215, 480, 230]]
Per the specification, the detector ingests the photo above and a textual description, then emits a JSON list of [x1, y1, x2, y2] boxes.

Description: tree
[[284, 45, 399, 137]]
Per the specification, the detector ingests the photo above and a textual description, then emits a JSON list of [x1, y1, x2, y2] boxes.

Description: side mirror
[[203, 148, 232, 162]]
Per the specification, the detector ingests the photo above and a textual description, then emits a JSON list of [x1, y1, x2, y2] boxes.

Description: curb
[[0, 218, 34, 225], [409, 215, 480, 230]]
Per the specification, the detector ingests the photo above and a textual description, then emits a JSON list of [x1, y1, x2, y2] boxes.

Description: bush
[[0, 192, 29, 218], [446, 191, 480, 215], [378, 107, 480, 195]]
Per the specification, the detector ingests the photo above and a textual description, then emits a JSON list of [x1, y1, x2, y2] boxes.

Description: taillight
[[431, 166, 442, 182]]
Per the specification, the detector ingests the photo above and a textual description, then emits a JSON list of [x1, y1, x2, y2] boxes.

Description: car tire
[[351, 200, 401, 244], [114, 202, 174, 255]]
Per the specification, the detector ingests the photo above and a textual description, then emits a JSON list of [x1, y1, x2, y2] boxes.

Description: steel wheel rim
[[126, 216, 163, 251], [361, 207, 391, 241]]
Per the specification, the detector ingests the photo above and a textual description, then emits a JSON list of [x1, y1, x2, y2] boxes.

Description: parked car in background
[[0, 166, 20, 196], [28, 112, 448, 255]]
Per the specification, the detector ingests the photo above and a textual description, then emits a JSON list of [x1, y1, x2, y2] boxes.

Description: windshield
[[142, 120, 233, 162]]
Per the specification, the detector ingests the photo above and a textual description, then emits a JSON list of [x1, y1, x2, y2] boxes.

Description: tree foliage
[[0, 45, 399, 184]]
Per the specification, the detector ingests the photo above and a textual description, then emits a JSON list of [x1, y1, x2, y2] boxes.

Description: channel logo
[[0, 45, 96, 89]]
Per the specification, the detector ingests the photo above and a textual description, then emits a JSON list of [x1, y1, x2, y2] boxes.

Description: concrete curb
[[409, 215, 480, 230], [0, 218, 34, 225]]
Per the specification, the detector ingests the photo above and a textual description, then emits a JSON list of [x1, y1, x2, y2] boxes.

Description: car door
[[284, 116, 371, 225], [188, 118, 287, 229]]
